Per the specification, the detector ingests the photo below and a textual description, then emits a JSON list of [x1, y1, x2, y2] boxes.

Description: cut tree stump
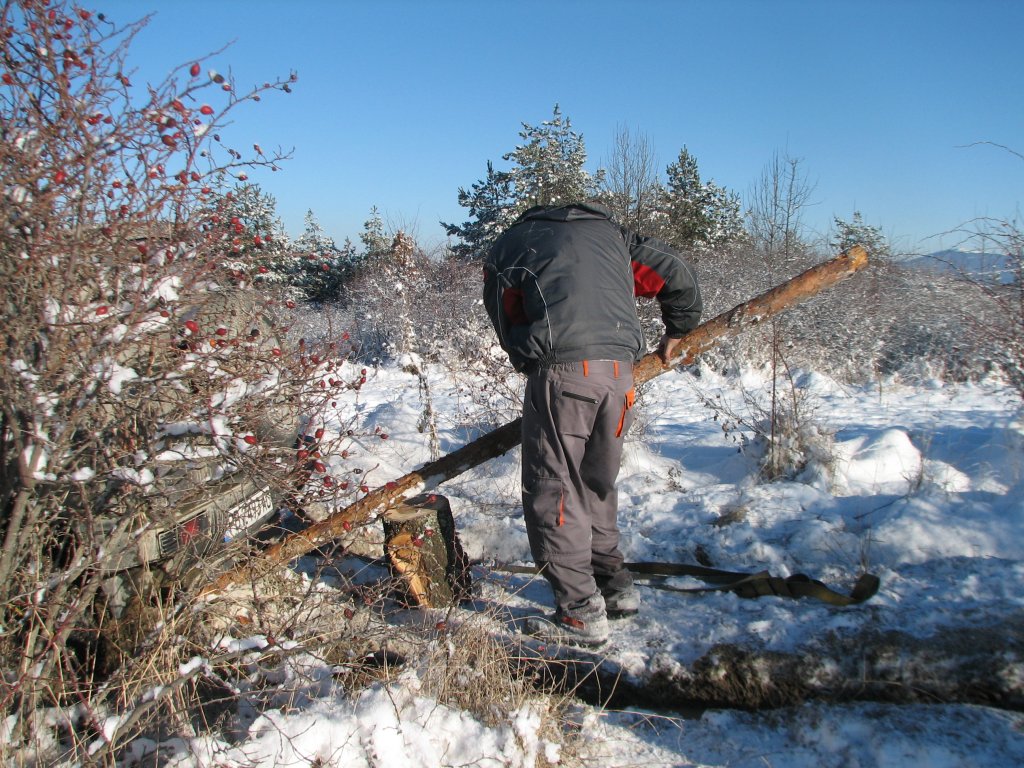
[[382, 494, 472, 608]]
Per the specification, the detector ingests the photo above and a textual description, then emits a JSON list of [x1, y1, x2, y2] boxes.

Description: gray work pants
[[521, 360, 636, 611]]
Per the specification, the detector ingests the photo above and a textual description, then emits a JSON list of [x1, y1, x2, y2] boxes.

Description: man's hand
[[656, 334, 687, 367]]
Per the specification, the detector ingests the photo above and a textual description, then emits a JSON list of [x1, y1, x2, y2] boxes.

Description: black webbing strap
[[490, 561, 880, 606], [627, 562, 880, 606]]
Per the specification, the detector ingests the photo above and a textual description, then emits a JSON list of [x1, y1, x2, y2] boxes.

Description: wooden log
[[632, 244, 869, 385], [517, 616, 1024, 712], [203, 246, 868, 596], [382, 494, 472, 608]]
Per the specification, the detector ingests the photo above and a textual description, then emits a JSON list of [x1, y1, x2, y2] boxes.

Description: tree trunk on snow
[[204, 246, 869, 596], [523, 615, 1024, 712]]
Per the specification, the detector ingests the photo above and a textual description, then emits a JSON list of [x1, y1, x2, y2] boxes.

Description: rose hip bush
[[0, 1, 381, 761]]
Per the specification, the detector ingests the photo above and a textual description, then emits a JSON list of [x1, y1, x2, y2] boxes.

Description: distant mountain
[[902, 249, 1017, 284]]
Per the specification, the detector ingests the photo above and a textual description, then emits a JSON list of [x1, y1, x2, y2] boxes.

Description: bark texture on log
[[632, 244, 868, 385], [526, 615, 1024, 712], [205, 246, 868, 595]]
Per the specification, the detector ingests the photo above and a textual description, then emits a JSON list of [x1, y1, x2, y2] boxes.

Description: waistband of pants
[[531, 359, 632, 379]]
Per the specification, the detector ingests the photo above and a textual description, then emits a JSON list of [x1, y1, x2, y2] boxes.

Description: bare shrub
[[943, 209, 1024, 394], [342, 233, 522, 447], [695, 367, 835, 483], [423, 613, 547, 726], [343, 235, 494, 367], [0, 1, 373, 761]]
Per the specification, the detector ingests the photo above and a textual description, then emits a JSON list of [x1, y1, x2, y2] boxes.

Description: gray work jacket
[[482, 202, 702, 372]]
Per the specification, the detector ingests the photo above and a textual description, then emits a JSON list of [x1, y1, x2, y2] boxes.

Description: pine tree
[[504, 104, 600, 209], [658, 147, 744, 254], [205, 182, 293, 281], [442, 162, 519, 260], [442, 105, 602, 259], [293, 209, 342, 303], [360, 206, 391, 261], [336, 236, 362, 278], [831, 211, 890, 258]]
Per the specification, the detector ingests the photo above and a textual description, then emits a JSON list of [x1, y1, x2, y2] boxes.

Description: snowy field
[[133, 360, 1024, 767]]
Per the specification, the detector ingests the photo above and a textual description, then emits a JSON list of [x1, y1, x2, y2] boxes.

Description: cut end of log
[[383, 494, 473, 608]]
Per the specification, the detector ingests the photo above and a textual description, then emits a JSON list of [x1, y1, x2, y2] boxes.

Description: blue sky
[[105, 0, 1022, 254]]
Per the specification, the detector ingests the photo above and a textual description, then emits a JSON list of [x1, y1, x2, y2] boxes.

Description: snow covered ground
[[140, 360, 1024, 767]]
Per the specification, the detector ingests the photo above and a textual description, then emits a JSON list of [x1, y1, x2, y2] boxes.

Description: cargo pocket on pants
[[523, 476, 565, 530], [615, 388, 636, 438]]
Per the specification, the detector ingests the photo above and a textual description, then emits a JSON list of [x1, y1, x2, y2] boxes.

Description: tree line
[[238, 103, 888, 306], [225, 100, 1024, 395]]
